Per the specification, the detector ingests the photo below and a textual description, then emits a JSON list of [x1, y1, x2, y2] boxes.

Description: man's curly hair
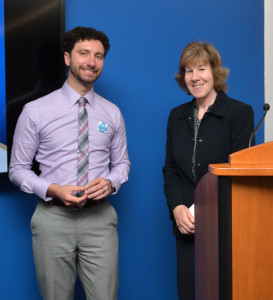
[[64, 26, 110, 57]]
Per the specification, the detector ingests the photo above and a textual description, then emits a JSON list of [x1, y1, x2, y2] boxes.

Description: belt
[[46, 197, 107, 210]]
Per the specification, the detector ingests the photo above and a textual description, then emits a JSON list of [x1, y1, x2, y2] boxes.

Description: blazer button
[[197, 163, 200, 167], [199, 138, 203, 143]]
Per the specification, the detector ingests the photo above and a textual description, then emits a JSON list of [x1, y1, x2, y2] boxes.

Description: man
[[9, 26, 130, 300]]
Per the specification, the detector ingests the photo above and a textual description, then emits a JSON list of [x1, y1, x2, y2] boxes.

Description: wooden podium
[[194, 141, 273, 300]]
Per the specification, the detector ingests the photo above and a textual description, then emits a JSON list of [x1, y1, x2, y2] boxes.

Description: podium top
[[209, 141, 273, 176]]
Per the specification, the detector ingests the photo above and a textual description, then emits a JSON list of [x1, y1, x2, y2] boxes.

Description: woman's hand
[[173, 205, 195, 235]]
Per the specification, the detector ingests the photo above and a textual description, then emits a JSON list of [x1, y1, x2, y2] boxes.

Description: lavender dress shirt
[[9, 81, 130, 201]]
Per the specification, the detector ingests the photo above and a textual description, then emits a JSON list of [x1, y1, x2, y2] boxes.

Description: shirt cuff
[[32, 178, 53, 201]]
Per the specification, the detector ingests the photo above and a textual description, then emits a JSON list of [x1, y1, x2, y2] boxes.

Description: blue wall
[[0, 0, 264, 299]]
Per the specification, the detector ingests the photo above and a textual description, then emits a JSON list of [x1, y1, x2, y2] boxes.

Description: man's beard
[[69, 64, 101, 86]]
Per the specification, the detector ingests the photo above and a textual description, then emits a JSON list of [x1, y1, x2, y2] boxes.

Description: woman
[[162, 42, 254, 299]]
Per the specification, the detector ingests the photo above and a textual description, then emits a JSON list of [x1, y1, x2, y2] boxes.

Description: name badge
[[98, 122, 108, 133]]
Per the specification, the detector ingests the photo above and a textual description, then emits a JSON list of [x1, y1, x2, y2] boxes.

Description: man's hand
[[84, 177, 112, 200], [47, 184, 87, 206], [173, 205, 195, 235]]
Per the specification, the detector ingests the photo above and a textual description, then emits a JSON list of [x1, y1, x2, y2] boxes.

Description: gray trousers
[[30, 199, 118, 300]]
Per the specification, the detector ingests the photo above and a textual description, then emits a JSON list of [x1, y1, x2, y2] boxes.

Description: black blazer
[[162, 91, 254, 237]]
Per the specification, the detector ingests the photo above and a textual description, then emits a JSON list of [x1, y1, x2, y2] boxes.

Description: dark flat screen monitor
[[0, 0, 65, 178]]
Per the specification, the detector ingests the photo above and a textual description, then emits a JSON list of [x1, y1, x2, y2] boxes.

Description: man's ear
[[64, 52, 70, 67]]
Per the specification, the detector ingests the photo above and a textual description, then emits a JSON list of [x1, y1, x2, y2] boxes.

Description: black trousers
[[176, 235, 195, 300]]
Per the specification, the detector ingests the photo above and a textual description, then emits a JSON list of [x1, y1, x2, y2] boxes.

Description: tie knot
[[79, 97, 87, 107]]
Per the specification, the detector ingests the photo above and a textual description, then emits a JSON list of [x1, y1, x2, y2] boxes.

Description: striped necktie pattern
[[77, 97, 89, 186]]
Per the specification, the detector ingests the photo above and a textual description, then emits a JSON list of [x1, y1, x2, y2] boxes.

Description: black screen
[[0, 0, 65, 178]]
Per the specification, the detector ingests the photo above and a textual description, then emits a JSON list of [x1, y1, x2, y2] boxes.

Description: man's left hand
[[84, 177, 112, 200]]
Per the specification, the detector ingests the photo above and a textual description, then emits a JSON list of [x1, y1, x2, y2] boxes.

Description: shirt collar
[[208, 91, 227, 117], [177, 91, 227, 119], [193, 99, 214, 114], [61, 81, 95, 108]]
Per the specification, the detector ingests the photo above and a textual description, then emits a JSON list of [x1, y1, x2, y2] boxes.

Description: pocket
[[30, 203, 40, 235], [109, 204, 118, 228]]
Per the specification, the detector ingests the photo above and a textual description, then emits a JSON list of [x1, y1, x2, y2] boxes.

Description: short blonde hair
[[175, 41, 230, 94]]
